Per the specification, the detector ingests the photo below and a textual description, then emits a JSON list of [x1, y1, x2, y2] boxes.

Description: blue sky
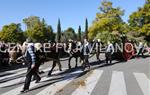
[[0, 0, 145, 32]]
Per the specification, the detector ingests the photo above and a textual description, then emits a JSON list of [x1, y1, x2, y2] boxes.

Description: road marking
[[1, 70, 61, 95], [134, 73, 150, 95], [1, 69, 80, 95], [71, 70, 103, 95], [0, 66, 50, 81], [1, 79, 40, 95], [0, 77, 25, 88], [0, 68, 67, 88], [0, 68, 26, 76], [0, 70, 27, 81], [108, 71, 127, 95], [36, 70, 82, 95]]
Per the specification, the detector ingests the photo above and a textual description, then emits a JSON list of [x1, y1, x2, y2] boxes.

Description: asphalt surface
[[0, 54, 149, 95]]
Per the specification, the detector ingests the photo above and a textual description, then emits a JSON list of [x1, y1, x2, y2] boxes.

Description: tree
[[85, 18, 88, 39], [0, 23, 25, 43], [46, 25, 55, 41], [61, 27, 77, 42], [95, 31, 120, 44], [23, 16, 40, 30], [23, 16, 54, 42], [88, 0, 125, 40], [78, 26, 82, 41], [56, 19, 61, 42], [129, 0, 150, 42]]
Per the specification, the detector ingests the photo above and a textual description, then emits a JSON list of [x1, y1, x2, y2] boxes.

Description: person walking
[[21, 39, 41, 93], [105, 41, 114, 64], [82, 39, 90, 71], [137, 42, 144, 57], [95, 39, 101, 61], [34, 43, 45, 74]]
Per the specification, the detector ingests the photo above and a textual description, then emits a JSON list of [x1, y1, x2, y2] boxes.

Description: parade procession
[[0, 0, 150, 95]]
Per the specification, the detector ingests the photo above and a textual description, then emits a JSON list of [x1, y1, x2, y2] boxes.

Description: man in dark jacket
[[95, 39, 101, 61], [21, 41, 41, 93], [105, 41, 114, 64], [82, 39, 90, 71]]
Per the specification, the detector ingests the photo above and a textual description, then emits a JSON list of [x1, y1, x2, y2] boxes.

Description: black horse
[[0, 43, 9, 66], [67, 41, 84, 69], [45, 42, 63, 76]]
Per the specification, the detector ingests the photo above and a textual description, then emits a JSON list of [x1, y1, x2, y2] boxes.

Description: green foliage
[[0, 0, 149, 43], [81, 32, 86, 42], [23, 16, 54, 42], [129, 0, 150, 39], [89, 1, 125, 40], [61, 27, 77, 42], [85, 18, 88, 39], [126, 31, 145, 42], [95, 31, 120, 44], [56, 19, 61, 42], [77, 26, 82, 41], [0, 23, 25, 43], [23, 16, 40, 30]]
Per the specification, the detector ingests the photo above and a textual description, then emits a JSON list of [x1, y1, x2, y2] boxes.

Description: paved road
[[0, 54, 149, 95]]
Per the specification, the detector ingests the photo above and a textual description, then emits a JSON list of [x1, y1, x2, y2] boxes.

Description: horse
[[67, 41, 84, 69], [44, 42, 63, 76], [8, 43, 23, 65], [0, 43, 10, 66]]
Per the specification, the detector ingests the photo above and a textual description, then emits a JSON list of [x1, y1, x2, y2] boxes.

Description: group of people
[[0, 38, 149, 93], [19, 38, 118, 93]]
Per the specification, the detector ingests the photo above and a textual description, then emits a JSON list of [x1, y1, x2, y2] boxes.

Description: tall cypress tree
[[85, 18, 88, 40], [78, 25, 81, 41], [57, 19, 61, 42]]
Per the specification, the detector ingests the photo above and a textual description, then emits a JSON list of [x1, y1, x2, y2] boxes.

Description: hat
[[28, 43, 34, 47], [97, 39, 101, 42], [22, 42, 28, 47], [69, 39, 73, 42], [26, 38, 32, 43], [34, 43, 42, 50]]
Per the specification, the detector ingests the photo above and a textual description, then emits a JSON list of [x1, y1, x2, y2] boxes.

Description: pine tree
[[56, 19, 61, 42], [78, 25, 81, 41], [85, 18, 88, 40]]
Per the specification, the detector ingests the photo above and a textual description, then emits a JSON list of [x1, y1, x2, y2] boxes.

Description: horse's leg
[[75, 57, 78, 68], [57, 59, 62, 71], [68, 56, 73, 69], [8, 58, 13, 66], [83, 55, 90, 71], [79, 57, 82, 63], [48, 60, 56, 76], [87, 56, 90, 70], [97, 51, 101, 62], [81, 56, 86, 71], [96, 52, 99, 60], [82, 61, 86, 71]]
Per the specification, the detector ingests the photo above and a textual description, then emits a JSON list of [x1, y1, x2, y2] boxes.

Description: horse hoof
[[39, 71, 44, 74], [47, 74, 51, 77], [47, 72, 52, 76], [81, 67, 85, 71]]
